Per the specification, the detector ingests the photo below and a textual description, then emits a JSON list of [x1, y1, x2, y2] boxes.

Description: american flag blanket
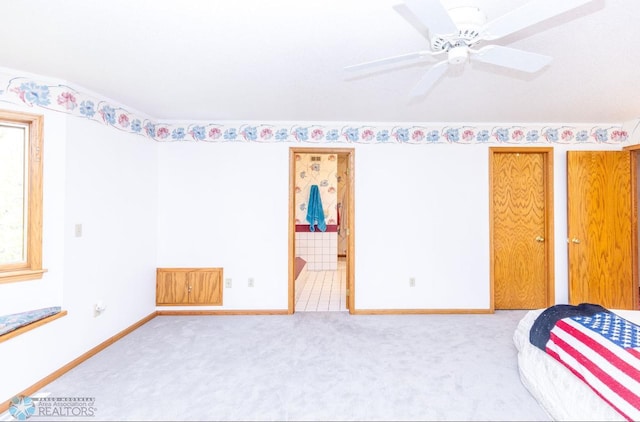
[[530, 304, 640, 421]]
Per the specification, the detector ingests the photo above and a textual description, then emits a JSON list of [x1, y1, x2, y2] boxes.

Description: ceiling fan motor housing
[[430, 6, 486, 53], [447, 46, 468, 64]]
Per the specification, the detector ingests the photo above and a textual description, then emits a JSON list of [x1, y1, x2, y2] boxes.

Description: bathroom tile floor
[[295, 257, 347, 312]]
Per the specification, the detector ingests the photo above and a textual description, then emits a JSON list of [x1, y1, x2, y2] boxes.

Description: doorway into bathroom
[[288, 147, 355, 314]]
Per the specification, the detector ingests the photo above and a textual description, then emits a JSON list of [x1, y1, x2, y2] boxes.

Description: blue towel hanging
[[306, 185, 326, 232]]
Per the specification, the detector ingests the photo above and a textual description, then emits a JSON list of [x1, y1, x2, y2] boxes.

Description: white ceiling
[[1, 0, 639, 124]]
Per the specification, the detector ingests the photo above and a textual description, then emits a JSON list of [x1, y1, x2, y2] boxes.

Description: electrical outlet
[[74, 223, 83, 237], [94, 301, 106, 317], [225, 278, 232, 288], [248, 278, 255, 287], [409, 277, 416, 287]]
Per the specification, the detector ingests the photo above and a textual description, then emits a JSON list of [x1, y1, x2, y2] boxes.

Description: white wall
[[157, 142, 290, 310], [0, 108, 158, 403], [62, 117, 158, 342], [354, 144, 490, 309], [157, 141, 624, 311]]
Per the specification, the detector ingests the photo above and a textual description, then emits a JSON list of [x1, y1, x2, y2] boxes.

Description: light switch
[[75, 224, 82, 237]]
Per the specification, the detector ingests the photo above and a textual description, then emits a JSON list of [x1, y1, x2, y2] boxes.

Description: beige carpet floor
[[7, 311, 550, 421]]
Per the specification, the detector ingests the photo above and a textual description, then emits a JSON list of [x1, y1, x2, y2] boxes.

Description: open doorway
[[288, 147, 355, 314]]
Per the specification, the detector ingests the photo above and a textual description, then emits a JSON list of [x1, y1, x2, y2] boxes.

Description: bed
[[514, 305, 640, 421]]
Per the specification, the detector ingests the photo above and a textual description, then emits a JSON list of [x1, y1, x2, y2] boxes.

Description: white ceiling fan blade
[[392, 3, 430, 41], [471, 45, 552, 73], [344, 51, 433, 73], [481, 0, 594, 41], [403, 0, 458, 37], [409, 61, 448, 97]]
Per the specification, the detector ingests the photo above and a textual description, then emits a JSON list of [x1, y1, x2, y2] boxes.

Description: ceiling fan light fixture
[[447, 46, 468, 65]]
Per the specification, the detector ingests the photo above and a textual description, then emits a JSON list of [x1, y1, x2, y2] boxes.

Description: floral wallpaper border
[[0, 72, 630, 145]]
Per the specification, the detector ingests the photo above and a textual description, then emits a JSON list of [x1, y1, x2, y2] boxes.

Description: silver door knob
[[535, 236, 545, 242]]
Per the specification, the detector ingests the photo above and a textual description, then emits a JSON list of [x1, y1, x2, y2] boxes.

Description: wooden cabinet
[[156, 268, 223, 306]]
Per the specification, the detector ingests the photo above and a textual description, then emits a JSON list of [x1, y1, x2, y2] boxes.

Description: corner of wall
[[623, 119, 640, 145]]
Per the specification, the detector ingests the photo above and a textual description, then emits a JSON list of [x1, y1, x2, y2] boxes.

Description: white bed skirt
[[514, 308, 640, 421]]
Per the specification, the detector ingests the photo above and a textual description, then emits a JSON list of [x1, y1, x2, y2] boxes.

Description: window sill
[[0, 310, 67, 343], [0, 268, 48, 284]]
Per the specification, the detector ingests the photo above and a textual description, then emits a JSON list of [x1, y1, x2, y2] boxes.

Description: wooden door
[[491, 148, 554, 310], [567, 151, 636, 309], [342, 153, 351, 310]]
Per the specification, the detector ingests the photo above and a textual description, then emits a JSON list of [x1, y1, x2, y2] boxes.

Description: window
[[0, 110, 45, 283]]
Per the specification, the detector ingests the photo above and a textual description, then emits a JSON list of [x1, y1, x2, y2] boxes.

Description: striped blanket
[[530, 304, 640, 421]]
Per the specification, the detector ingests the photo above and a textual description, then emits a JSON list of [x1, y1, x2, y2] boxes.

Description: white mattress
[[513, 308, 640, 421]]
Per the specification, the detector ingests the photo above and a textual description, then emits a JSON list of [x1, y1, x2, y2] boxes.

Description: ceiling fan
[[345, 0, 594, 97]]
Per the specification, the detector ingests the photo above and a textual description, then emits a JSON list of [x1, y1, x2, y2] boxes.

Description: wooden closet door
[[492, 149, 552, 309], [567, 150, 635, 309]]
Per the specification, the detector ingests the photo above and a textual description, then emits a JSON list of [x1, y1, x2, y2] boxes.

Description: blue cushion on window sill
[[0, 306, 62, 336]]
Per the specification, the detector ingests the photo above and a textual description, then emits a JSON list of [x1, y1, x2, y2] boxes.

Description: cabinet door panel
[[156, 270, 189, 305], [189, 270, 222, 305]]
